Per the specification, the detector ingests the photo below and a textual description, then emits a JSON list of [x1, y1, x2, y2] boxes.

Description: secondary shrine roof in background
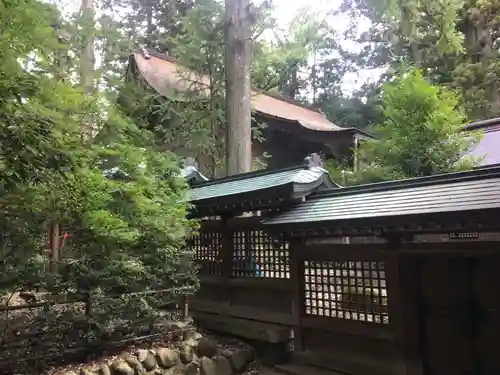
[[129, 48, 368, 134], [263, 166, 500, 226], [464, 117, 500, 167]]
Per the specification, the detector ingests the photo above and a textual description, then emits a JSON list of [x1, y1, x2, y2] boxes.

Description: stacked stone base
[[64, 331, 255, 375]]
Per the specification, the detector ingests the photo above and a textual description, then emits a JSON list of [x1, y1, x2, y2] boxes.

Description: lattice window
[[304, 260, 389, 324], [191, 231, 222, 276], [232, 230, 290, 278]]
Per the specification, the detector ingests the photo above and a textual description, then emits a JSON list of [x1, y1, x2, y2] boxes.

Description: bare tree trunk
[[80, 0, 95, 138], [224, 0, 253, 176], [49, 222, 60, 273], [146, 0, 154, 46]]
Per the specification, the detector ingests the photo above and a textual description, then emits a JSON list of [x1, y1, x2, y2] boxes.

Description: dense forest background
[[52, 0, 500, 128], [2, 0, 491, 190], [38, 0, 489, 180]]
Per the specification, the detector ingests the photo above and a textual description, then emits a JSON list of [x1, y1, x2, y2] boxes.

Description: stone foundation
[[53, 330, 256, 375]]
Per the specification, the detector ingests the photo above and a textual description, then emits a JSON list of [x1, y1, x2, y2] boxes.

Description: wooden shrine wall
[[189, 219, 405, 374], [188, 208, 500, 375]]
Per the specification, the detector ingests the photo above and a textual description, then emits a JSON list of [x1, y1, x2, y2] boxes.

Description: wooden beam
[[290, 237, 304, 351], [190, 300, 294, 325], [192, 311, 291, 343], [385, 254, 420, 375]]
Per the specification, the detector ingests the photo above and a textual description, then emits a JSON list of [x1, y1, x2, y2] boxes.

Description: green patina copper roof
[[263, 166, 500, 225], [188, 165, 337, 203]]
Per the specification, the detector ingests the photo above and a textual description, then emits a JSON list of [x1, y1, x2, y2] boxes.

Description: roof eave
[[463, 117, 500, 131], [340, 127, 376, 140], [291, 175, 339, 200], [189, 183, 295, 216]]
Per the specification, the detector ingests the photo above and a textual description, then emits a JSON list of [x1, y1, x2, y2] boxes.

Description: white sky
[[55, 0, 383, 93], [268, 0, 384, 93]]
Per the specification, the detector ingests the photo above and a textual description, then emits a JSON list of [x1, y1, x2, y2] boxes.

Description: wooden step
[[274, 363, 349, 375]]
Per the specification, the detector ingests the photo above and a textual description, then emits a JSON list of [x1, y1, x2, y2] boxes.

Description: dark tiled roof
[[189, 165, 336, 203], [263, 166, 500, 225]]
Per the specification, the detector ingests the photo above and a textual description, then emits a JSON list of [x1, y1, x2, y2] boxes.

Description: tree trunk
[[282, 62, 299, 99], [80, 0, 95, 138], [146, 0, 154, 46], [49, 222, 60, 273], [224, 0, 253, 176]]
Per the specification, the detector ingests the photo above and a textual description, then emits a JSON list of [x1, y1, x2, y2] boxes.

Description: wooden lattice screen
[[191, 231, 223, 276], [232, 230, 290, 278], [190, 223, 290, 279], [304, 260, 389, 324]]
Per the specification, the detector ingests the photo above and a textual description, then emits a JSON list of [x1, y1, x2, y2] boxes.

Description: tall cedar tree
[[224, 0, 253, 175]]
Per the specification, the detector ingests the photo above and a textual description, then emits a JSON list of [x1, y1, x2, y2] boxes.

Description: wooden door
[[418, 256, 475, 375], [473, 255, 500, 375], [418, 254, 500, 375]]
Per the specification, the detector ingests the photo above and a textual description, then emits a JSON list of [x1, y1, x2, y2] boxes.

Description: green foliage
[[452, 58, 500, 120], [0, 0, 197, 330], [342, 0, 500, 120], [324, 161, 356, 186], [252, 7, 328, 96], [360, 69, 481, 181]]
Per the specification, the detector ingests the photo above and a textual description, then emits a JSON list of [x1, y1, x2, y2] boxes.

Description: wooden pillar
[[221, 216, 234, 279], [290, 237, 304, 352], [386, 253, 424, 375], [220, 216, 234, 307]]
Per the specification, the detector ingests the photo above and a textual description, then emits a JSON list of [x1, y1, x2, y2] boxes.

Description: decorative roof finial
[[181, 157, 208, 183], [183, 157, 198, 169]]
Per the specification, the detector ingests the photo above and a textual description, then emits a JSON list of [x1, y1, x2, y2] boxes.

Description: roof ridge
[[254, 90, 326, 115], [135, 46, 327, 115], [310, 165, 500, 200], [190, 164, 308, 187]]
